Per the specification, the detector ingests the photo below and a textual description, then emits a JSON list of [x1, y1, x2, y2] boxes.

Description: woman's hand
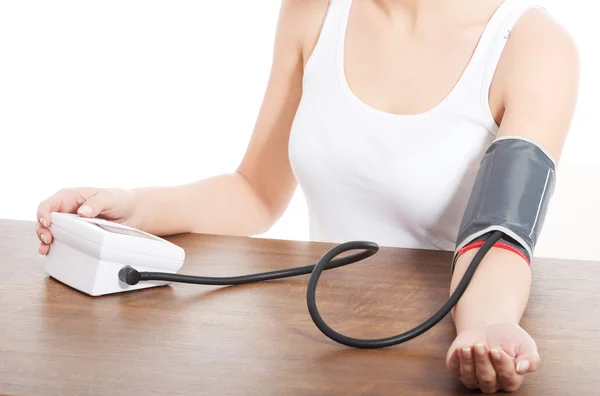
[[36, 187, 138, 255], [446, 322, 540, 393]]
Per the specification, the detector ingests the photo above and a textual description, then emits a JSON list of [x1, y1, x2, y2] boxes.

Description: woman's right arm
[[133, 0, 314, 237], [36, 0, 323, 249], [136, 0, 324, 236]]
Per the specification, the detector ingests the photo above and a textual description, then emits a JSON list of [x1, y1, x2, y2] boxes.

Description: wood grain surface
[[1, 219, 599, 395]]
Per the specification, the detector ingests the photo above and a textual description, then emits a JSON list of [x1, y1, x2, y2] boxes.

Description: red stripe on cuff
[[457, 241, 530, 266], [456, 241, 486, 254]]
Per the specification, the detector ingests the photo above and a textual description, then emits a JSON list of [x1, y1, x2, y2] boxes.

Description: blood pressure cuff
[[452, 137, 556, 273]]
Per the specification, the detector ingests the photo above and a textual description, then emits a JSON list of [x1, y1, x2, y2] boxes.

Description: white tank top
[[288, 0, 545, 251]]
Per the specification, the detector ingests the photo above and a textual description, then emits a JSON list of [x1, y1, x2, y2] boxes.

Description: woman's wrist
[[129, 185, 190, 236], [128, 187, 147, 230], [454, 313, 520, 334]]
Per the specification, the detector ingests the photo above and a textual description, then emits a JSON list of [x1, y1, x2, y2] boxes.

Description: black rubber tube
[[120, 231, 503, 348], [306, 231, 502, 348]]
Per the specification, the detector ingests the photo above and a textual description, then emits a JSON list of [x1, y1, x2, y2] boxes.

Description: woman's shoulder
[[509, 7, 577, 54], [500, 7, 579, 85], [493, 7, 579, 110]]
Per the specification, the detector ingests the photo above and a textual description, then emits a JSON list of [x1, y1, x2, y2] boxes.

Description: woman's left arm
[[446, 9, 580, 394]]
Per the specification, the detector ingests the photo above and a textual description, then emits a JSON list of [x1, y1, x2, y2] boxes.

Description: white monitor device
[[44, 212, 185, 296]]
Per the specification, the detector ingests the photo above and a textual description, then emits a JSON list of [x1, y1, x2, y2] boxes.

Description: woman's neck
[[371, 0, 464, 30]]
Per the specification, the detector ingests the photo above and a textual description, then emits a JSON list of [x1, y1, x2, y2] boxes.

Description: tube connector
[[118, 266, 141, 285]]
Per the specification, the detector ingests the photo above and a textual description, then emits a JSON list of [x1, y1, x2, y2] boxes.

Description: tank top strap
[[302, 0, 350, 76]]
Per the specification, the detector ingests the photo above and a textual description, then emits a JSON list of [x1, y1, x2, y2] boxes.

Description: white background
[[1, 1, 598, 260]]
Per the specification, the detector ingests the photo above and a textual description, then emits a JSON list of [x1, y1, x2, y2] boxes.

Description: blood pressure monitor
[[45, 212, 185, 296]]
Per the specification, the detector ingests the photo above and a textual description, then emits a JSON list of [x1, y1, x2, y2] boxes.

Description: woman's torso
[[288, 0, 546, 251]]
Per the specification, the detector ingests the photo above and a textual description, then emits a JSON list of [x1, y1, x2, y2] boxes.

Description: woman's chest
[[289, 98, 494, 224]]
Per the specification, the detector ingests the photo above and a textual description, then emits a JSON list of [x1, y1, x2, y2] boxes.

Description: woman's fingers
[[76, 189, 117, 218], [491, 348, 524, 392], [473, 343, 498, 394], [515, 344, 541, 374], [36, 222, 53, 245], [446, 348, 461, 378], [458, 347, 479, 389], [36, 187, 103, 255], [37, 187, 99, 227], [36, 222, 52, 255], [37, 189, 73, 227], [38, 242, 50, 255]]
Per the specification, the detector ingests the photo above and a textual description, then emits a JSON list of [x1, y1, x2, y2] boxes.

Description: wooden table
[[1, 219, 599, 395]]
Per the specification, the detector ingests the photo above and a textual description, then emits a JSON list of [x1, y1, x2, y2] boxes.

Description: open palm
[[446, 322, 540, 393]]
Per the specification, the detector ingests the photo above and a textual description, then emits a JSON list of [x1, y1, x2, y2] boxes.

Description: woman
[[35, 0, 579, 392]]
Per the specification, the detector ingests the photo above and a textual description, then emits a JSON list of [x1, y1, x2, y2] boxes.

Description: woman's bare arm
[[133, 0, 319, 237], [451, 8, 580, 334]]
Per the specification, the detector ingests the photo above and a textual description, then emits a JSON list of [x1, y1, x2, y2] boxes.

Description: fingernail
[[40, 234, 48, 244], [39, 217, 47, 227], [462, 347, 471, 358], [78, 205, 91, 215], [516, 360, 530, 374], [474, 344, 485, 356], [491, 349, 501, 360]]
